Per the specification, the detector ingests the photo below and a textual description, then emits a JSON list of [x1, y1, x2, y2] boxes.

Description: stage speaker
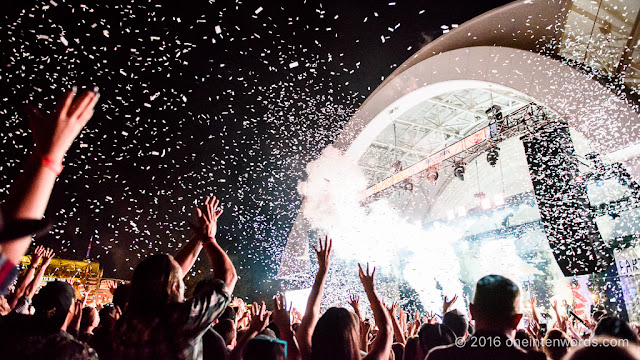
[[522, 124, 604, 276]]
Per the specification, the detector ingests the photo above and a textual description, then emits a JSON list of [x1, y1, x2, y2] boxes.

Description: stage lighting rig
[[453, 162, 466, 181], [486, 146, 500, 167], [425, 166, 439, 185]]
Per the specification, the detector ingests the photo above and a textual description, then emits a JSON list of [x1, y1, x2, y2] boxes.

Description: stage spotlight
[[494, 194, 505, 206], [426, 166, 439, 185], [453, 162, 466, 181], [485, 104, 503, 121], [486, 146, 500, 167], [481, 198, 492, 210]]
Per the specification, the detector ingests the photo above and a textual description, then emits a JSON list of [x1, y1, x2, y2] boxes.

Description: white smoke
[[298, 145, 465, 310]]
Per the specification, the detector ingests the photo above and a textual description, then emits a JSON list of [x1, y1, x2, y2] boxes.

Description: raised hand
[[413, 309, 421, 322], [358, 263, 376, 294], [272, 293, 292, 332], [31, 245, 45, 265], [248, 302, 270, 333], [389, 302, 399, 317], [313, 236, 332, 273], [349, 294, 360, 310], [398, 308, 407, 327], [41, 247, 55, 267], [26, 88, 99, 163], [443, 294, 458, 314], [195, 196, 223, 240], [291, 307, 303, 324]]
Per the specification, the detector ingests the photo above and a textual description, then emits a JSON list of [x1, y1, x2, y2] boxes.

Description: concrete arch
[[335, 46, 640, 179]]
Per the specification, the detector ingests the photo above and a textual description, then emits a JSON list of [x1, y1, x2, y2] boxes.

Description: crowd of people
[[0, 88, 640, 360]]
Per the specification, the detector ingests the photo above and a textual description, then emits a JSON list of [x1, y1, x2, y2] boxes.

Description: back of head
[[404, 337, 420, 360], [80, 306, 99, 332], [311, 307, 360, 360], [244, 335, 286, 360], [542, 329, 571, 360], [213, 318, 236, 346], [565, 336, 640, 360], [471, 274, 521, 328], [442, 310, 468, 339], [391, 343, 404, 360], [594, 316, 639, 343], [418, 323, 456, 354], [125, 254, 180, 320], [112, 282, 131, 312], [515, 329, 534, 351], [32, 280, 76, 331]]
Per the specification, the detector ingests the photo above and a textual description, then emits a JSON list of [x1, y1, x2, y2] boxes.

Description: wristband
[[40, 155, 64, 176], [203, 236, 215, 245]]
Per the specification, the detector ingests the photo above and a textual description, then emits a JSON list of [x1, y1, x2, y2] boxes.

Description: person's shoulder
[[526, 349, 547, 360], [56, 332, 99, 360], [426, 343, 458, 360]]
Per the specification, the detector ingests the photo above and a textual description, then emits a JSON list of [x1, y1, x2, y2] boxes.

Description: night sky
[[0, 0, 512, 300]]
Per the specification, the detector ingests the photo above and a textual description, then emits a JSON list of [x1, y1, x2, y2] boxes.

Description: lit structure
[[279, 0, 640, 318], [19, 256, 121, 306]]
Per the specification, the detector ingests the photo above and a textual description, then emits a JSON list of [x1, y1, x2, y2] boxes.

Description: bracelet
[[40, 155, 64, 175], [202, 236, 215, 245]]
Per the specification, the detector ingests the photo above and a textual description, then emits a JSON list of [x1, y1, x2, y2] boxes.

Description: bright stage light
[[494, 194, 505, 206], [447, 210, 455, 220], [481, 198, 492, 210], [456, 206, 466, 217], [285, 288, 312, 317]]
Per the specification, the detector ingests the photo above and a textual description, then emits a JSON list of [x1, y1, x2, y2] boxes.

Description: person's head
[[418, 323, 456, 355], [565, 336, 640, 360], [391, 343, 404, 360], [126, 254, 183, 319], [112, 282, 131, 312], [404, 336, 420, 360], [213, 318, 237, 347], [32, 280, 76, 331], [244, 335, 287, 360], [514, 329, 535, 351], [594, 316, 639, 343], [442, 310, 468, 339], [542, 329, 571, 360], [469, 274, 522, 334], [80, 306, 100, 333], [311, 307, 360, 360]]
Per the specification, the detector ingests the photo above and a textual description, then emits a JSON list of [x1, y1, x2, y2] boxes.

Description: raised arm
[[173, 233, 203, 279], [387, 302, 406, 345], [272, 293, 301, 360], [295, 236, 332, 360], [360, 263, 392, 360], [1, 88, 98, 265], [196, 196, 237, 293], [7, 246, 44, 308], [230, 302, 270, 360], [25, 247, 55, 298]]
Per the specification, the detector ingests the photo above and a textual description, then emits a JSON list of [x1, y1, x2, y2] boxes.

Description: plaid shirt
[[110, 278, 231, 360]]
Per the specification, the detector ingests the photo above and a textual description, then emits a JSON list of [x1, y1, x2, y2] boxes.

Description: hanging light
[[454, 162, 466, 181], [426, 166, 439, 185], [487, 146, 500, 167]]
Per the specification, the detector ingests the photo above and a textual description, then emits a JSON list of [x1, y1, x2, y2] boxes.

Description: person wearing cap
[[0, 87, 99, 295], [0, 280, 98, 360], [427, 274, 546, 360]]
